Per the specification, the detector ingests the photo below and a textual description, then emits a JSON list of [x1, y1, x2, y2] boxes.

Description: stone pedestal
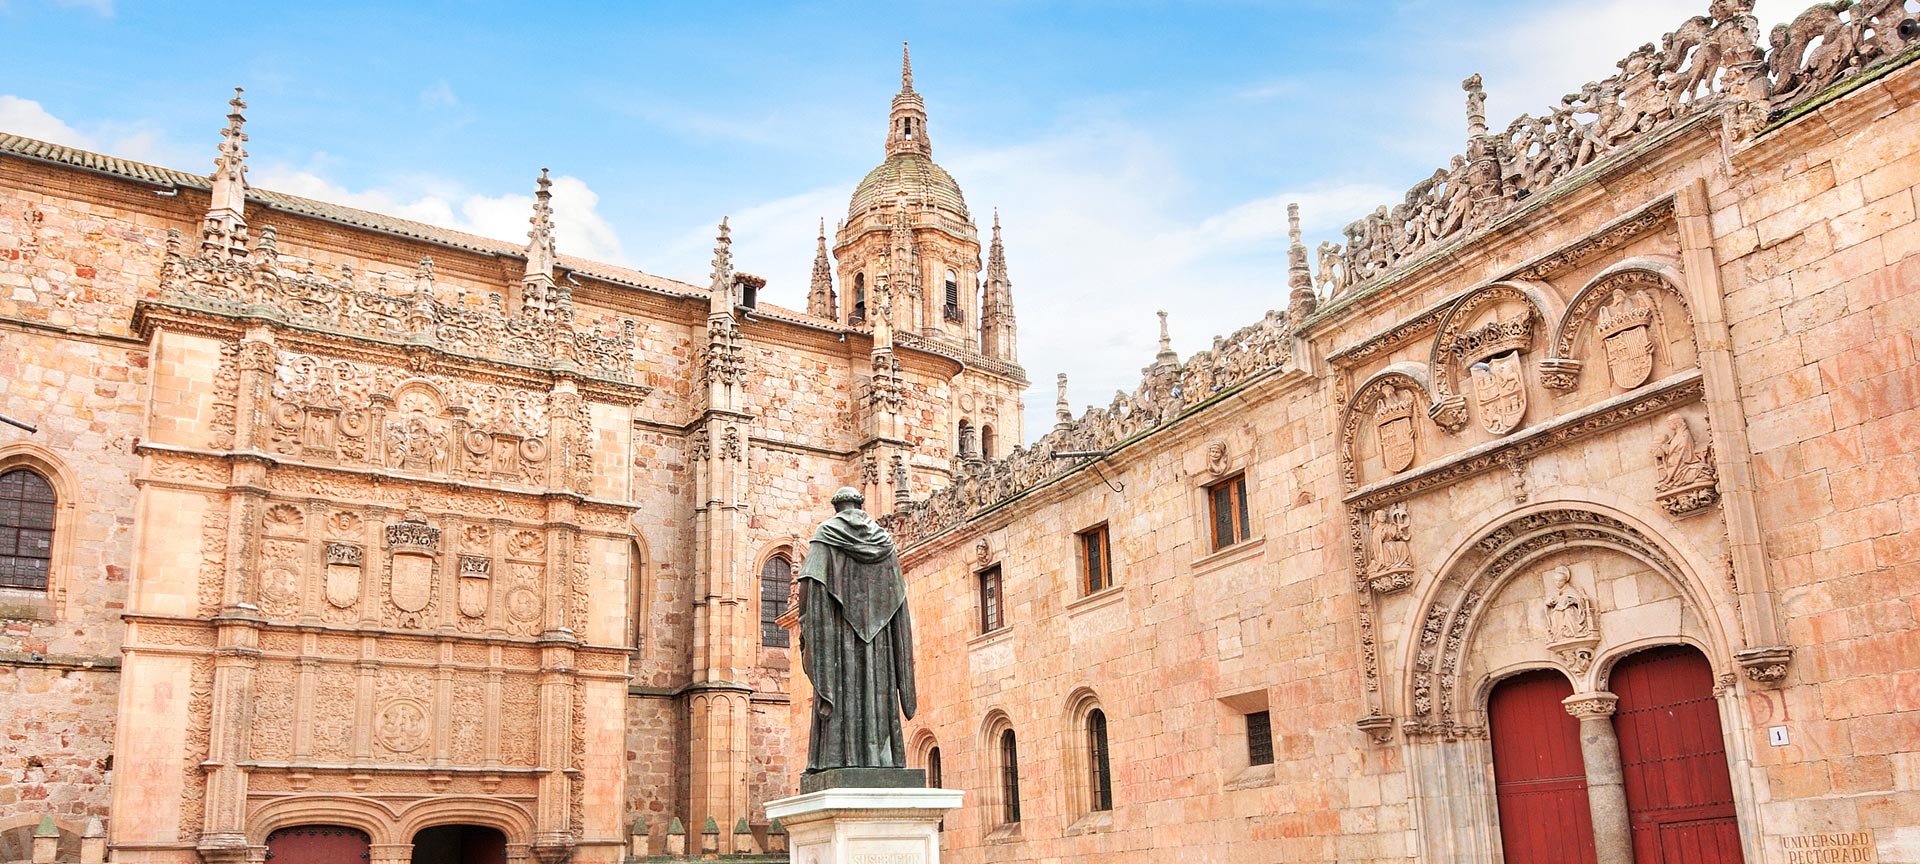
[[765, 787, 963, 864]]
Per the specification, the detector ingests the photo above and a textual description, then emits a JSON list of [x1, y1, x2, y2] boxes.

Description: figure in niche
[[1543, 567, 1594, 640], [1367, 502, 1414, 591], [1653, 415, 1715, 492]]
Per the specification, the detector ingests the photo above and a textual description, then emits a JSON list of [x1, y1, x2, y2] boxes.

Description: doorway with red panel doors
[[1610, 645, 1746, 864], [264, 825, 370, 863], [1489, 668, 1600, 864]]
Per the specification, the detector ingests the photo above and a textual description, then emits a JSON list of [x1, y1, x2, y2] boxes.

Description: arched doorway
[[1488, 669, 1599, 864], [1611, 645, 1744, 864], [265, 825, 370, 864], [410, 824, 506, 864]]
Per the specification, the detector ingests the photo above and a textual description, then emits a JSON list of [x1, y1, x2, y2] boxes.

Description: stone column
[[1564, 692, 1632, 864]]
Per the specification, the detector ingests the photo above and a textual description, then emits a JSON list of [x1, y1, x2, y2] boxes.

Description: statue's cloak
[[797, 508, 917, 770]]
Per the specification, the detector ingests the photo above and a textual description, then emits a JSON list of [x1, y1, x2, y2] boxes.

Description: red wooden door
[[266, 825, 370, 863], [1489, 669, 1600, 864], [1611, 645, 1745, 864]]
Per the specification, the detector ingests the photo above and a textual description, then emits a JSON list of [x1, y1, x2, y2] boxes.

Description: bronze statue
[[797, 487, 919, 785]]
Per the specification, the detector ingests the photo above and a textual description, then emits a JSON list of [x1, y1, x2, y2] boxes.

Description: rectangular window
[[979, 566, 1004, 634], [1079, 524, 1112, 595], [1208, 474, 1252, 551], [1245, 710, 1274, 767]]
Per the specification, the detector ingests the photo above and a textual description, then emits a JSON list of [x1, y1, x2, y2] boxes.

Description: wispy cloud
[[419, 81, 459, 109], [252, 163, 628, 265]]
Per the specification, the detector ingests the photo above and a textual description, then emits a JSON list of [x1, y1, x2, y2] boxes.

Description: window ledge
[[968, 626, 1013, 649], [986, 822, 1023, 843], [1191, 536, 1266, 574], [1065, 584, 1124, 615], [1065, 810, 1114, 836], [1225, 763, 1275, 791]]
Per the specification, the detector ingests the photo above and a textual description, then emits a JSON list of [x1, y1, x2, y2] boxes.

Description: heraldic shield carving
[[1374, 385, 1417, 473], [385, 518, 441, 614], [324, 542, 363, 608], [1448, 309, 1534, 436], [1596, 288, 1656, 389]]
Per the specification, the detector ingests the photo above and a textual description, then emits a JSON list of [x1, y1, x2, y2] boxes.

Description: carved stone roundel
[[375, 701, 430, 752], [505, 586, 541, 623]]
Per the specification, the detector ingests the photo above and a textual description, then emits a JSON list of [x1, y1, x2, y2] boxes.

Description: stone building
[[861, 4, 1920, 864], [0, 49, 1023, 863]]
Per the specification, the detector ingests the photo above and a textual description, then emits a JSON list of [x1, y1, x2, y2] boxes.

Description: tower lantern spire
[[1287, 202, 1318, 323], [885, 42, 931, 158]]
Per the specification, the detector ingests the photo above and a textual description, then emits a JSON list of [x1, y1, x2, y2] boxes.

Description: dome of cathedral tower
[[848, 153, 971, 221]]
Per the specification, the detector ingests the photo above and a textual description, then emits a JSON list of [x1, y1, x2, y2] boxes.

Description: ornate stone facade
[[0, 56, 1025, 864], [872, 6, 1920, 863]]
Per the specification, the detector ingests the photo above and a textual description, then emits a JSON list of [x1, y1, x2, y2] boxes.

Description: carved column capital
[[1563, 691, 1619, 720]]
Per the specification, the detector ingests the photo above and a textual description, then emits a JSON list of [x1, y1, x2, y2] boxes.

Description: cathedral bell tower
[[829, 43, 1028, 479]]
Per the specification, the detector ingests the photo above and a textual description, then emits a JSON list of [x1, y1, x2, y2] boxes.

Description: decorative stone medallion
[[1470, 351, 1527, 435], [375, 701, 430, 752], [324, 542, 364, 608]]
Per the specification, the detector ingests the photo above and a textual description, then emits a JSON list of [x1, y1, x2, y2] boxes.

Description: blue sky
[[0, 0, 1806, 437]]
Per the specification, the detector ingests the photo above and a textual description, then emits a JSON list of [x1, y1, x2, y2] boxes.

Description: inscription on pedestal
[[1780, 831, 1876, 864]]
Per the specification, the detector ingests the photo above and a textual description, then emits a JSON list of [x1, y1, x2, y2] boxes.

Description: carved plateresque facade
[[872, 4, 1920, 863], [0, 52, 1024, 864]]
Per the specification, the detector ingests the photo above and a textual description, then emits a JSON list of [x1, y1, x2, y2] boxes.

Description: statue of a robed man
[[797, 488, 919, 784]]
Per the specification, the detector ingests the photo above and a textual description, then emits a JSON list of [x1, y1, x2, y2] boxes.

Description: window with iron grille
[[760, 554, 792, 647], [943, 269, 963, 322], [979, 565, 1004, 634], [1087, 709, 1113, 812], [999, 729, 1022, 824], [1079, 524, 1112, 595], [0, 469, 55, 591], [1246, 710, 1274, 767], [1207, 474, 1252, 551]]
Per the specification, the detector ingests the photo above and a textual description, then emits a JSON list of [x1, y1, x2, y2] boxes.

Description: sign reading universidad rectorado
[[1780, 831, 1876, 864]]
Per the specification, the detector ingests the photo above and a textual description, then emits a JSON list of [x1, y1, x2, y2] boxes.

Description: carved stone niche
[[1365, 502, 1416, 594], [1541, 565, 1600, 674], [1651, 415, 1719, 517]]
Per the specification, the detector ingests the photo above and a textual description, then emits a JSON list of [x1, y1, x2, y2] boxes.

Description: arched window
[[999, 729, 1022, 825], [943, 269, 961, 322], [760, 552, 793, 647], [1087, 709, 1112, 812], [980, 424, 995, 460], [852, 274, 867, 323], [927, 745, 942, 789], [0, 469, 56, 591]]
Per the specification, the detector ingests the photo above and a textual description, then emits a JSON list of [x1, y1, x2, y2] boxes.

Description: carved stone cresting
[[1543, 566, 1600, 674], [1309, 2, 1912, 306], [1366, 502, 1415, 594], [1652, 414, 1720, 516]]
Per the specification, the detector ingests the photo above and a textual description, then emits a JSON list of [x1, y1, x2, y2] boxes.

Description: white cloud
[[250, 165, 628, 265], [0, 95, 90, 147]]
